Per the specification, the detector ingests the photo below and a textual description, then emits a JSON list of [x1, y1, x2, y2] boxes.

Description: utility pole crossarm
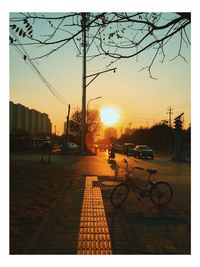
[[86, 68, 117, 78], [174, 112, 184, 121], [86, 73, 100, 88], [86, 68, 117, 88]]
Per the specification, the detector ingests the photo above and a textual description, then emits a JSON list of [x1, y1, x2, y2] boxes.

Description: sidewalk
[[101, 179, 190, 254], [25, 173, 85, 254]]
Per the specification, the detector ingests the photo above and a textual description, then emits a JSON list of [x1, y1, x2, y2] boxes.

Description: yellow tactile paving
[[77, 176, 112, 254]]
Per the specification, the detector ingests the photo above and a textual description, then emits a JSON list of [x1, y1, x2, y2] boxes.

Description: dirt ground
[[10, 159, 72, 254]]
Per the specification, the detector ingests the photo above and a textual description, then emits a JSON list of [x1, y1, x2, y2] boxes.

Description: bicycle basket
[[114, 170, 127, 181]]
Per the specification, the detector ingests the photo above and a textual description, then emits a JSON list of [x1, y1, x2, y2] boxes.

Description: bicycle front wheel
[[150, 181, 173, 206], [110, 183, 129, 206]]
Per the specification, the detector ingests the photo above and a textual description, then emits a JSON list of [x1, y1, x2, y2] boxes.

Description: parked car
[[133, 145, 154, 159], [62, 142, 79, 154], [123, 143, 135, 155], [113, 144, 125, 154]]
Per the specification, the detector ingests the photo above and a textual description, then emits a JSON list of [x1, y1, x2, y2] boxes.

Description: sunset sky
[[9, 11, 191, 137]]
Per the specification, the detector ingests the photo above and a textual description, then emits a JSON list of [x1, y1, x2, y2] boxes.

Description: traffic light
[[174, 118, 182, 131]]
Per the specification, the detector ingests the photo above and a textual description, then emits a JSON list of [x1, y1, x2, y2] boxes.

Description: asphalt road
[[98, 151, 190, 217]]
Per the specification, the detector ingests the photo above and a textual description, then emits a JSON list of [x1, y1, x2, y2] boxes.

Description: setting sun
[[100, 107, 120, 125]]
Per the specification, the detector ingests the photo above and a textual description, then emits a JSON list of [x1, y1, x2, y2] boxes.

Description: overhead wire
[[119, 112, 161, 121], [10, 29, 68, 107]]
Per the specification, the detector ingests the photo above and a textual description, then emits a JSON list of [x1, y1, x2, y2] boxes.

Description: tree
[[69, 108, 101, 148], [117, 123, 175, 151], [69, 109, 82, 139], [9, 12, 190, 78]]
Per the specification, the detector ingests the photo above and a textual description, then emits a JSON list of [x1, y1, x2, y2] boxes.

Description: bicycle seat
[[146, 169, 157, 174]]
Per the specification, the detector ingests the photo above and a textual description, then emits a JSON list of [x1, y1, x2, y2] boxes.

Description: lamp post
[[87, 96, 102, 134], [87, 96, 102, 125], [86, 96, 102, 155]]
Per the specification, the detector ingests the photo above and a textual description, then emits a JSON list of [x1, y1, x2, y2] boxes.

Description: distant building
[[104, 127, 117, 141], [10, 101, 52, 135], [30, 109, 38, 134], [16, 103, 26, 131]]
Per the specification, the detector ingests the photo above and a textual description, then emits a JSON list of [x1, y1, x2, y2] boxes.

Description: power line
[[173, 102, 190, 110], [10, 30, 68, 106], [119, 112, 160, 121]]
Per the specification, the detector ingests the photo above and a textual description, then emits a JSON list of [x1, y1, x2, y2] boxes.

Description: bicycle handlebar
[[123, 158, 144, 174]]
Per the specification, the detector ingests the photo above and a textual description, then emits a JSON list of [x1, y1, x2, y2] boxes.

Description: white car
[[62, 142, 79, 154], [67, 142, 79, 149]]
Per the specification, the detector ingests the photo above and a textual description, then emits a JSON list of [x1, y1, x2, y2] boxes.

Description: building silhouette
[[10, 101, 52, 135]]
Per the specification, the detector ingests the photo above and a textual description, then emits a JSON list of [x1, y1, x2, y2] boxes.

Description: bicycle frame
[[123, 159, 154, 193]]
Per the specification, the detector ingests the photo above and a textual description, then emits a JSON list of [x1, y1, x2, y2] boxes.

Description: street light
[[85, 96, 102, 155], [87, 96, 102, 125], [87, 96, 102, 110]]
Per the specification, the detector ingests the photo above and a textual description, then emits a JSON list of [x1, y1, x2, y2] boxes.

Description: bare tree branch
[[169, 29, 188, 63], [176, 12, 191, 22], [10, 12, 191, 78]]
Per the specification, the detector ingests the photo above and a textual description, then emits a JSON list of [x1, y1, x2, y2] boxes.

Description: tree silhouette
[[9, 12, 190, 78], [69, 108, 101, 141]]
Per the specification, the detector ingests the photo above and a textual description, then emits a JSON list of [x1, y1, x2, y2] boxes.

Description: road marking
[[77, 176, 112, 254]]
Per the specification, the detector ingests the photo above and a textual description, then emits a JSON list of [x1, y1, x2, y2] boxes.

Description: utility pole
[[167, 107, 173, 127], [66, 104, 71, 152], [80, 13, 116, 155], [81, 12, 87, 155], [172, 112, 185, 162]]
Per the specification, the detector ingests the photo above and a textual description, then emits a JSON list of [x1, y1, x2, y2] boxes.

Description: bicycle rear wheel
[[110, 182, 129, 206], [150, 181, 173, 206]]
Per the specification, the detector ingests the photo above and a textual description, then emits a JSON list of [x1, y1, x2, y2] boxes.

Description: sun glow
[[100, 107, 120, 125]]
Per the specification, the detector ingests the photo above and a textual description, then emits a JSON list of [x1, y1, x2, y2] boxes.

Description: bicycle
[[110, 159, 173, 206]]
